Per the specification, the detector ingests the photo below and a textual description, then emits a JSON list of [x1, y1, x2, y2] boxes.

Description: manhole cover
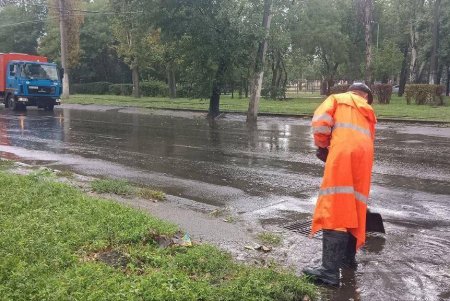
[[283, 218, 322, 239]]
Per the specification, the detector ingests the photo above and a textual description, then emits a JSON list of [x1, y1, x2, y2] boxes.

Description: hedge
[[329, 84, 350, 95], [72, 82, 111, 95], [72, 80, 169, 97], [140, 80, 168, 97], [372, 84, 392, 104], [109, 84, 133, 96], [404, 84, 444, 105]]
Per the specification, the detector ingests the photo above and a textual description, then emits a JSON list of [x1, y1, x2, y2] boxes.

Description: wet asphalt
[[0, 105, 449, 301]]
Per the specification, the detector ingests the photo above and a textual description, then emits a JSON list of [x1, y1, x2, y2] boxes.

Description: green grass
[[91, 178, 134, 196], [138, 187, 166, 202], [257, 232, 283, 246], [67, 94, 450, 122], [56, 169, 75, 178], [0, 172, 316, 300], [0, 159, 14, 170]]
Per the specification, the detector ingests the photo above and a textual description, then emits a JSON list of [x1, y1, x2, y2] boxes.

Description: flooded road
[[0, 105, 449, 301]]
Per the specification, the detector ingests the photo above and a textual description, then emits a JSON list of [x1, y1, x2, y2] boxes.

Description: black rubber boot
[[343, 233, 357, 268], [303, 230, 349, 286]]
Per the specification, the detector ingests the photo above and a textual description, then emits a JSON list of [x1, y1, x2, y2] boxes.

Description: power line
[[0, 16, 58, 28], [35, 3, 145, 15]]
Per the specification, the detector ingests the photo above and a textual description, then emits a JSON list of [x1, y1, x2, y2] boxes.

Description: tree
[[429, 0, 441, 84], [247, 0, 272, 123], [291, 0, 353, 94], [46, 0, 84, 98], [109, 0, 161, 98], [0, 0, 47, 54], [372, 41, 404, 83], [159, 0, 257, 118], [71, 0, 131, 84], [356, 0, 374, 84]]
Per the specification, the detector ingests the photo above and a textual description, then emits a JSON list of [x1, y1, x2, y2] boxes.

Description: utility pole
[[59, 0, 70, 98]]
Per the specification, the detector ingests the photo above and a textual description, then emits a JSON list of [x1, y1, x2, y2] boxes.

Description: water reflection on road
[[0, 106, 449, 301]]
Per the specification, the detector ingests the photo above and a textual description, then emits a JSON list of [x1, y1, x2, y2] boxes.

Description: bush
[[372, 84, 392, 104], [72, 82, 112, 95], [329, 84, 350, 95], [140, 80, 168, 97], [404, 84, 444, 105], [176, 85, 194, 98], [109, 84, 133, 96]]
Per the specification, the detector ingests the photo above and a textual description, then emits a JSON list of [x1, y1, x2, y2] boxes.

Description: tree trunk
[[270, 52, 280, 99], [247, 0, 272, 123], [209, 82, 221, 118], [59, 0, 70, 98], [231, 81, 234, 99], [167, 62, 176, 98], [239, 78, 243, 99], [409, 0, 425, 83], [398, 46, 409, 96], [417, 61, 426, 82], [131, 63, 140, 98], [364, 0, 374, 84], [320, 80, 327, 95], [281, 59, 288, 99], [208, 59, 226, 118], [429, 0, 441, 84], [446, 65, 450, 96]]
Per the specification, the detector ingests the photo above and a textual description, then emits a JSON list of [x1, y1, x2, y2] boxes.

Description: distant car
[[392, 85, 399, 93]]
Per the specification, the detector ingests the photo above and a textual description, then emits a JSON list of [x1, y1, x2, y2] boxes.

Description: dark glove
[[316, 147, 329, 162]]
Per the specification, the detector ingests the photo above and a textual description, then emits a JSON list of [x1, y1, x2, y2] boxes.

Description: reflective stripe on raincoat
[[311, 91, 377, 249]]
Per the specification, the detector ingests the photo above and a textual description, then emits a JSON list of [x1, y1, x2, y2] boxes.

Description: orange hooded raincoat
[[311, 91, 377, 249]]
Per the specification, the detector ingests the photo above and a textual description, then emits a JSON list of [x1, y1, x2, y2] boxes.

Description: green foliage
[[70, 0, 131, 84], [140, 80, 168, 97], [91, 178, 134, 196], [138, 188, 166, 202], [373, 84, 393, 104], [0, 2, 46, 54], [71, 81, 168, 97], [257, 232, 283, 246], [109, 84, 133, 96], [329, 84, 350, 95], [405, 84, 444, 105], [72, 82, 112, 94], [372, 42, 404, 83], [158, 0, 259, 99], [0, 172, 316, 300], [291, 0, 355, 83], [0, 159, 14, 170]]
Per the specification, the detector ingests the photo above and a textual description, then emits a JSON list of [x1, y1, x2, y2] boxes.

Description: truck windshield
[[22, 63, 58, 80]]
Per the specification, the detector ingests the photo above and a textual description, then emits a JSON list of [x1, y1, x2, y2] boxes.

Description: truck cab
[[6, 61, 62, 111], [0, 53, 62, 111]]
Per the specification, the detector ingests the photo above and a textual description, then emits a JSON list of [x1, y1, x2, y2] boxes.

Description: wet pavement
[[0, 105, 449, 301]]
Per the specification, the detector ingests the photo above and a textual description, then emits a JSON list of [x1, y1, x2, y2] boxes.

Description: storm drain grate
[[283, 219, 322, 239]]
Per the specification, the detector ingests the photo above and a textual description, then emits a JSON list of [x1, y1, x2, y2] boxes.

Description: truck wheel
[[7, 96, 17, 110], [45, 104, 54, 111]]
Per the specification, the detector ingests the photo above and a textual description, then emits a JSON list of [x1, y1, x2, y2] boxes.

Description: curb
[[61, 104, 450, 125], [144, 108, 450, 125]]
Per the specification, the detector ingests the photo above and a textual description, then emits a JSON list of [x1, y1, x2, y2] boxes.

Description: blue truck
[[0, 53, 62, 111]]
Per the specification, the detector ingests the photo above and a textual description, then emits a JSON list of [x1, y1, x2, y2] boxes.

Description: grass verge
[[91, 178, 134, 195], [67, 94, 450, 122], [258, 232, 283, 246], [0, 171, 316, 300]]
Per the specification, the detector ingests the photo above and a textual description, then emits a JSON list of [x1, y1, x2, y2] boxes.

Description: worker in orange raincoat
[[303, 83, 377, 286]]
